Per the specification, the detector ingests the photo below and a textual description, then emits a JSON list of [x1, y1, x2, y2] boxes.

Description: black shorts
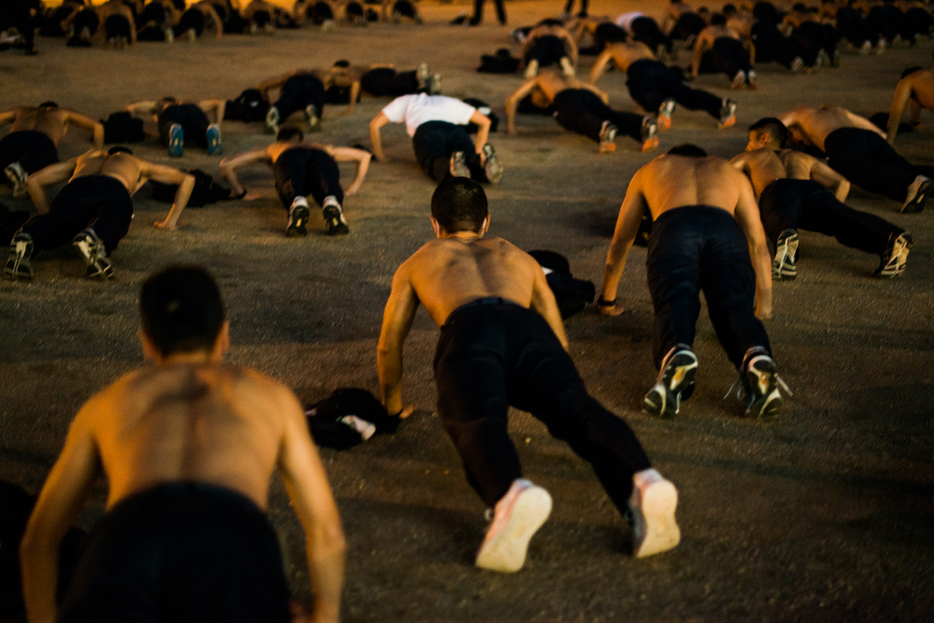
[[58, 482, 291, 623], [0, 130, 59, 174]]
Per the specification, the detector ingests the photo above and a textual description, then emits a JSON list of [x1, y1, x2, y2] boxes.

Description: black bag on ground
[[101, 111, 146, 144], [528, 250, 596, 320], [150, 169, 231, 207], [304, 388, 401, 450], [223, 88, 269, 122], [477, 48, 520, 74]]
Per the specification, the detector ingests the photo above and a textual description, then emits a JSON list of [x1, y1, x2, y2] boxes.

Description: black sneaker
[[901, 175, 931, 213], [4, 232, 34, 280], [72, 228, 113, 280], [643, 346, 698, 418], [773, 229, 798, 280], [287, 203, 310, 237], [322, 202, 349, 235], [482, 143, 503, 184], [742, 351, 783, 419], [874, 231, 912, 278]]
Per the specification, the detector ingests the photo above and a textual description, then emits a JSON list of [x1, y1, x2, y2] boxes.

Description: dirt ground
[[2, 1, 933, 621]]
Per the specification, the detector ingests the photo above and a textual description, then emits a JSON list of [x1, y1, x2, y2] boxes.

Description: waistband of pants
[[443, 297, 522, 326], [652, 204, 732, 226]]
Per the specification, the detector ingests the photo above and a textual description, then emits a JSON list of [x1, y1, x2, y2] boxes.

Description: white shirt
[[381, 94, 477, 137], [615, 11, 645, 32]]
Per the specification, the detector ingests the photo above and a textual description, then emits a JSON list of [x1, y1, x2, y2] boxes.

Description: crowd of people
[[2, 0, 934, 621]]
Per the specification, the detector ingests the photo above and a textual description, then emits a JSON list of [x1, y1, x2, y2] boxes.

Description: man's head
[[710, 12, 727, 25], [333, 59, 351, 68], [430, 177, 489, 235], [667, 143, 708, 158], [722, 4, 737, 17], [747, 117, 788, 150], [38, 101, 59, 109], [276, 128, 304, 143], [140, 265, 228, 361]]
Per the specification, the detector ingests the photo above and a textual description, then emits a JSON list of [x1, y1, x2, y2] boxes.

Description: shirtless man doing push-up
[[20, 265, 345, 623], [378, 177, 680, 573]]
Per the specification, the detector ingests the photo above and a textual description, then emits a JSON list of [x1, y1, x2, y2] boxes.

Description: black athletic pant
[[412, 121, 486, 182], [646, 206, 771, 370], [434, 301, 652, 512], [525, 34, 568, 68], [273, 147, 343, 209], [751, 21, 802, 68], [793, 21, 835, 66], [392, 0, 417, 19], [0, 131, 59, 176], [174, 8, 205, 37], [361, 68, 420, 97], [19, 176, 133, 256], [758, 179, 903, 256], [823, 128, 934, 203], [630, 16, 672, 55], [552, 89, 644, 143], [471, 0, 506, 25], [834, 7, 877, 47], [700, 37, 752, 78], [274, 74, 325, 119], [626, 59, 721, 119], [866, 5, 907, 42], [670, 12, 706, 42], [104, 14, 132, 40], [158, 104, 211, 149], [72, 9, 99, 35]]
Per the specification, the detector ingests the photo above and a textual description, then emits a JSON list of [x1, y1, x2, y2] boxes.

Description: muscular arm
[[329, 146, 371, 195], [580, 82, 610, 104], [599, 171, 647, 316], [275, 386, 345, 623], [691, 32, 712, 78], [505, 79, 539, 134], [26, 158, 79, 215], [21, 402, 102, 623], [588, 50, 614, 85], [63, 111, 105, 150], [529, 262, 569, 349], [198, 99, 226, 124], [563, 32, 579, 66], [125, 101, 159, 120], [369, 112, 390, 161], [469, 111, 491, 156], [338, 80, 361, 117], [809, 157, 850, 201], [144, 163, 196, 230], [732, 175, 773, 319], [219, 148, 271, 196], [204, 4, 224, 37], [377, 262, 420, 416], [0, 110, 16, 128], [887, 76, 915, 145], [257, 73, 289, 103]]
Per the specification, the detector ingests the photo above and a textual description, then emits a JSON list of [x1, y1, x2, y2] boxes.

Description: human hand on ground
[[596, 302, 626, 316], [152, 219, 176, 230]]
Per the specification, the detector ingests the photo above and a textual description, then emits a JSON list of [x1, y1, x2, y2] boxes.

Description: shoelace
[[723, 373, 794, 401]]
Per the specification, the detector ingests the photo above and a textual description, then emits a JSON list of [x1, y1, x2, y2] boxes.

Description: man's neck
[[156, 351, 219, 366]]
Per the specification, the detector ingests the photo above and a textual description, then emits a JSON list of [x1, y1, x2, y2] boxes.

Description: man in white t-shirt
[[369, 93, 503, 184]]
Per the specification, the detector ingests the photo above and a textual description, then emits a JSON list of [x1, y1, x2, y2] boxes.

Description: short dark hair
[[748, 117, 788, 148], [667, 143, 708, 158], [38, 101, 59, 109], [710, 12, 727, 25], [333, 59, 350, 67], [536, 18, 564, 27], [431, 177, 488, 233], [277, 128, 304, 142], [108, 145, 133, 155], [722, 3, 737, 16], [140, 265, 226, 357], [160, 96, 178, 104]]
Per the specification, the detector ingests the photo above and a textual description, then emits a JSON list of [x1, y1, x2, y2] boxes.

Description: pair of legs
[[551, 89, 654, 151], [758, 179, 909, 278], [751, 22, 803, 70], [0, 131, 59, 195], [629, 16, 672, 57], [792, 21, 838, 67], [834, 7, 879, 50], [670, 13, 706, 44], [470, 0, 506, 25], [524, 35, 572, 76], [267, 74, 326, 133], [0, 0, 36, 54], [6, 175, 133, 280], [58, 483, 291, 623], [823, 127, 934, 210], [700, 37, 754, 86], [273, 147, 347, 235], [412, 120, 493, 183], [626, 59, 724, 122], [158, 104, 221, 156], [435, 301, 678, 568]]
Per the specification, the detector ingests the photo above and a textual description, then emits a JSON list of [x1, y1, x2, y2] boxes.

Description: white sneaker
[[475, 479, 552, 572], [628, 470, 680, 558], [524, 59, 539, 79]]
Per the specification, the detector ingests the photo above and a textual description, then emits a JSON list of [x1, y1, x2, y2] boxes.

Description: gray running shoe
[[482, 143, 503, 184], [4, 162, 27, 197], [4, 232, 34, 280], [874, 231, 912, 278], [416, 62, 430, 90], [790, 56, 804, 73], [72, 228, 113, 280], [657, 98, 676, 131], [640, 117, 658, 152], [598, 121, 617, 153], [475, 479, 552, 572], [643, 346, 697, 418], [450, 151, 470, 178], [427, 73, 442, 95], [901, 175, 931, 213], [718, 99, 737, 129], [773, 229, 798, 280]]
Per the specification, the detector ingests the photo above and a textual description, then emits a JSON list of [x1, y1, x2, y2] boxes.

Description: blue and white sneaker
[[168, 123, 184, 158], [206, 123, 222, 155]]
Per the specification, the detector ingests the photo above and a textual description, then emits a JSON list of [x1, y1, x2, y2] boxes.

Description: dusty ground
[[2, 1, 933, 621]]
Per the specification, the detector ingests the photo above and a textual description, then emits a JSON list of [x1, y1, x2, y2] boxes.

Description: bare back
[[781, 105, 882, 151], [87, 364, 293, 509], [403, 237, 543, 326], [10, 107, 70, 145], [534, 72, 588, 103], [607, 41, 655, 71], [732, 148, 788, 196], [636, 155, 748, 219], [71, 151, 141, 192], [906, 69, 934, 110]]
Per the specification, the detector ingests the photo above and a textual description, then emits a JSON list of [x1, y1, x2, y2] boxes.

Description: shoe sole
[[657, 100, 675, 131], [744, 359, 783, 419], [772, 231, 798, 280], [5, 237, 34, 279], [287, 206, 310, 237], [633, 480, 680, 558], [73, 234, 114, 280], [206, 127, 222, 156], [324, 208, 349, 235], [901, 179, 931, 213], [643, 352, 697, 418], [483, 145, 503, 184], [4, 165, 27, 197], [475, 487, 552, 572], [875, 234, 912, 278]]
